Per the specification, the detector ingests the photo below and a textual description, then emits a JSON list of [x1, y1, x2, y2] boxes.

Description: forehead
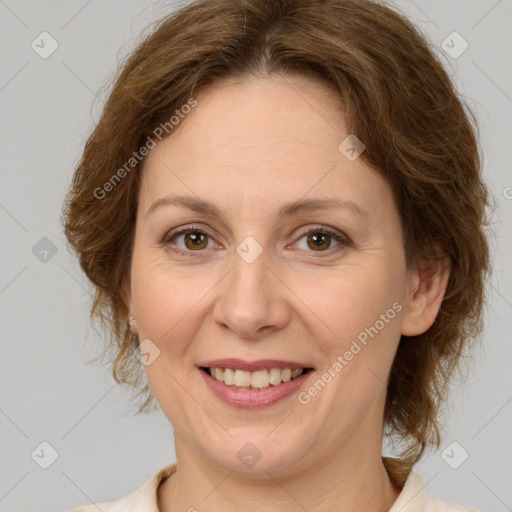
[[138, 73, 391, 219], [176, 72, 345, 151]]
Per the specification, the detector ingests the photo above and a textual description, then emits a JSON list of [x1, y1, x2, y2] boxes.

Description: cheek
[[292, 259, 404, 351], [129, 254, 206, 413], [300, 264, 404, 417], [130, 252, 201, 353]]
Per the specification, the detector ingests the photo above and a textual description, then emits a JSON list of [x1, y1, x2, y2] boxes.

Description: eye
[[162, 224, 350, 257], [163, 225, 217, 256], [292, 227, 349, 255]]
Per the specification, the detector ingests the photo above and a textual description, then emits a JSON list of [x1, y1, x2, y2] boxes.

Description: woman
[[63, 0, 490, 510]]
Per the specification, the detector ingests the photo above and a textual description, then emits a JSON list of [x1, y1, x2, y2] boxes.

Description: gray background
[[0, 1, 510, 511]]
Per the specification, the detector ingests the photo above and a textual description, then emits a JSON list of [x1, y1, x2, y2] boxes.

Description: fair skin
[[122, 72, 450, 512]]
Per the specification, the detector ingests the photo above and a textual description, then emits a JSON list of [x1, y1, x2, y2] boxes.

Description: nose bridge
[[228, 242, 273, 314], [212, 239, 289, 338]]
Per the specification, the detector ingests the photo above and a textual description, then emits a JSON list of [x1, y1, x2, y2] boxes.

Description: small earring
[[128, 315, 136, 328]]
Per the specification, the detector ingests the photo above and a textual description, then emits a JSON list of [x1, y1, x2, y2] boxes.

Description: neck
[[158, 433, 402, 512]]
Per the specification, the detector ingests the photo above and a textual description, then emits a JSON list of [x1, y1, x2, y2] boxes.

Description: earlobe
[[121, 276, 139, 334], [128, 315, 139, 334], [401, 257, 451, 337]]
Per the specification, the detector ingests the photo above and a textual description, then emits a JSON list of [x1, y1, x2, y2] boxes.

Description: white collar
[[70, 462, 476, 512]]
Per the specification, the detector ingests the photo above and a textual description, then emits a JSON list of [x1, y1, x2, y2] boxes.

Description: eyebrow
[[145, 195, 369, 221]]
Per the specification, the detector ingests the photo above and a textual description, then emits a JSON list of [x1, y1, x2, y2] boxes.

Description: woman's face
[[124, 73, 422, 475]]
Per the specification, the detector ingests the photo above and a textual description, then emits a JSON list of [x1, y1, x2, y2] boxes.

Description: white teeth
[[208, 367, 306, 389], [281, 368, 292, 382], [234, 369, 251, 387], [251, 369, 270, 389], [269, 368, 282, 385], [223, 368, 235, 385]]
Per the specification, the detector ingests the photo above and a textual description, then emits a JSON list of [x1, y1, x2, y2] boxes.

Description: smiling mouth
[[201, 367, 313, 390]]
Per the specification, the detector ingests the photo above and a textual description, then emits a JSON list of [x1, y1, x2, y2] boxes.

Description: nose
[[211, 245, 290, 341]]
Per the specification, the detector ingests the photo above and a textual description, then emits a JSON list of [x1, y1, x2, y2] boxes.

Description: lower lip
[[199, 368, 312, 409]]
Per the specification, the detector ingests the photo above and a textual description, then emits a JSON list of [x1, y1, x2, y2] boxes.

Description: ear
[[121, 275, 139, 335], [401, 256, 451, 336]]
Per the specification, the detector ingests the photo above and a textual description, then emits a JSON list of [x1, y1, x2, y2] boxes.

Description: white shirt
[[67, 462, 479, 511]]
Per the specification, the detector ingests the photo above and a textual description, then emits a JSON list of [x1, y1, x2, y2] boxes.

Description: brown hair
[[62, 0, 491, 466]]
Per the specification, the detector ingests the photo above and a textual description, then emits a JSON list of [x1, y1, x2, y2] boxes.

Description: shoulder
[[65, 463, 177, 512], [383, 457, 479, 512], [424, 491, 480, 512], [391, 470, 480, 512]]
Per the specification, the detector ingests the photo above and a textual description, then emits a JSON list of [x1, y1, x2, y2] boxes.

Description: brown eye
[[306, 232, 332, 251], [181, 231, 209, 250], [293, 227, 348, 254], [164, 228, 214, 255]]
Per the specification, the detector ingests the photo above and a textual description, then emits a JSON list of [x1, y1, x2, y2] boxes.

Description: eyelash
[[161, 224, 350, 258]]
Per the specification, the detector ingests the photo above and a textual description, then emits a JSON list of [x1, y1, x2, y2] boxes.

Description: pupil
[[310, 233, 329, 250], [187, 232, 206, 249]]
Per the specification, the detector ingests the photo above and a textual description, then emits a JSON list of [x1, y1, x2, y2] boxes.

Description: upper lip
[[199, 358, 313, 372]]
